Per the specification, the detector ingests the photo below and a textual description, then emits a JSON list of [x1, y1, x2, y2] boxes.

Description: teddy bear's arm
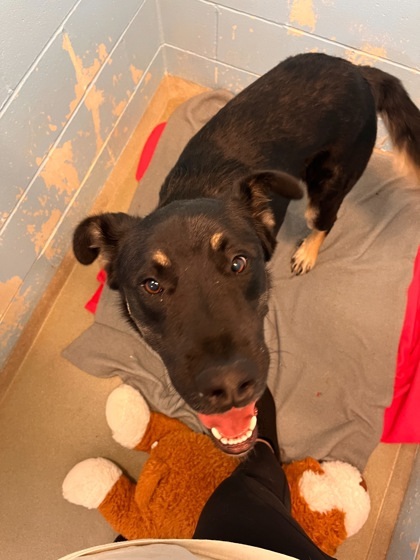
[[133, 412, 191, 453], [98, 471, 160, 539], [63, 458, 159, 539], [106, 384, 192, 453], [134, 457, 170, 508], [106, 385, 151, 450]]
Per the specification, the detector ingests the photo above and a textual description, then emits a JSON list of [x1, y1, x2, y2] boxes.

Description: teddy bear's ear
[[106, 384, 151, 449]]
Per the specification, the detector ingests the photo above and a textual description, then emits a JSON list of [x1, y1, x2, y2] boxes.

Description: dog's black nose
[[196, 360, 258, 409]]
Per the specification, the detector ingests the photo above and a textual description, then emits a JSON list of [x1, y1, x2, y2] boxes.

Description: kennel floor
[[0, 75, 418, 560]]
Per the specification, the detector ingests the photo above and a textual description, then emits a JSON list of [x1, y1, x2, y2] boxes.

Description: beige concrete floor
[[0, 76, 416, 560]]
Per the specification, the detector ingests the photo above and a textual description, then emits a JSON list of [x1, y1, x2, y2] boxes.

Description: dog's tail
[[360, 65, 420, 182]]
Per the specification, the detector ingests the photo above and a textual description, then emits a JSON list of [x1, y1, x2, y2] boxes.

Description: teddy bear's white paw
[[299, 460, 371, 537], [106, 384, 151, 449], [62, 457, 122, 509]]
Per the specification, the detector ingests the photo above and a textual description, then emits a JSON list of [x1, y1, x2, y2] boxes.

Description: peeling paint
[[44, 244, 58, 263], [129, 64, 144, 85], [112, 73, 123, 86], [145, 72, 152, 84], [1, 211, 10, 228], [26, 209, 62, 255], [361, 43, 387, 59], [85, 86, 105, 152], [62, 32, 106, 152], [345, 44, 387, 66], [0, 276, 23, 318], [112, 98, 127, 117], [289, 0, 317, 31], [287, 27, 304, 36], [62, 33, 106, 112], [46, 115, 58, 133], [36, 140, 80, 195], [97, 43, 107, 61], [107, 146, 116, 166], [0, 284, 32, 348]]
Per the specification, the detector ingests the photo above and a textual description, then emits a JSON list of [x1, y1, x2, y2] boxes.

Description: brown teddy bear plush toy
[[63, 385, 370, 555]]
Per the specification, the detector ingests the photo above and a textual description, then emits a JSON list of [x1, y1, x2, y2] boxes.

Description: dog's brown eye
[[231, 256, 247, 273], [143, 278, 163, 294]]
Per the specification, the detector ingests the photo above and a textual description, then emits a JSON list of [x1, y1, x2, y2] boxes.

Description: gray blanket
[[63, 90, 420, 471]]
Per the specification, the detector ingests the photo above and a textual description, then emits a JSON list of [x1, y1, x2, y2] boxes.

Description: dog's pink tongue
[[198, 402, 256, 438]]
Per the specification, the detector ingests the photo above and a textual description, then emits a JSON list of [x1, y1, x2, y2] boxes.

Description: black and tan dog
[[73, 53, 420, 455]]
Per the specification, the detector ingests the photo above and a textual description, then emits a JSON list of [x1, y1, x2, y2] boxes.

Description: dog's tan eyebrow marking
[[152, 250, 171, 267], [210, 233, 224, 250]]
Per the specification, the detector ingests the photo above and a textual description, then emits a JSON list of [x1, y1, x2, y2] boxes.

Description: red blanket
[[381, 248, 420, 443]]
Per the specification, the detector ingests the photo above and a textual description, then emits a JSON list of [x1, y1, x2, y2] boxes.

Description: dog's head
[[73, 171, 302, 454]]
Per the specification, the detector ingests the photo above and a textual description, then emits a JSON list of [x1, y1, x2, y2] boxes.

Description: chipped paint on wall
[[27, 209, 62, 256], [288, 0, 317, 32], [0, 284, 32, 349], [345, 44, 388, 66], [84, 86, 105, 152], [47, 116, 58, 132], [287, 27, 304, 37], [0, 277, 23, 319], [112, 73, 122, 86], [1, 212, 11, 230], [62, 32, 106, 152], [130, 65, 144, 85], [36, 140, 80, 196], [62, 33, 106, 113], [0, 0, 165, 369], [112, 98, 128, 118]]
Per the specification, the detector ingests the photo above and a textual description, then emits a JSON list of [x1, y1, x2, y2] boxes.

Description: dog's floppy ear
[[238, 170, 303, 260], [73, 212, 137, 289]]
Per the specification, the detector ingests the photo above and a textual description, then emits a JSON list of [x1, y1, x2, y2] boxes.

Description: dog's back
[[162, 55, 376, 197], [161, 53, 420, 274]]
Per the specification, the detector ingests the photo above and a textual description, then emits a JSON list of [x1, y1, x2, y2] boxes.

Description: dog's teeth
[[213, 416, 258, 448], [211, 427, 222, 440]]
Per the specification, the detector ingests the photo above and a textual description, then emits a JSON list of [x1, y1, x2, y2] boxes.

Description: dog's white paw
[[106, 384, 151, 449], [291, 230, 327, 275], [62, 457, 122, 509], [291, 240, 316, 275]]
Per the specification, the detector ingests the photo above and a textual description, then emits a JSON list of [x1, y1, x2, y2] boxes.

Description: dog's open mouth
[[197, 402, 258, 455]]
